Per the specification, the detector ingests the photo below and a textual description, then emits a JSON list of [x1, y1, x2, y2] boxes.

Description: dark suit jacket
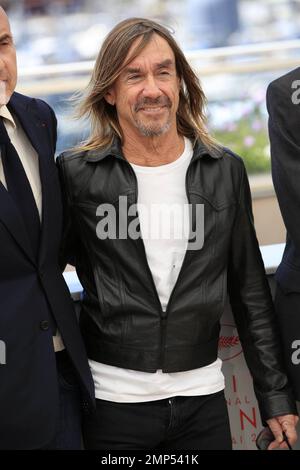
[[267, 67, 300, 397], [0, 92, 94, 450]]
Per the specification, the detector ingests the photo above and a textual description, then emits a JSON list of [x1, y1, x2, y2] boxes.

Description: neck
[[122, 128, 185, 167]]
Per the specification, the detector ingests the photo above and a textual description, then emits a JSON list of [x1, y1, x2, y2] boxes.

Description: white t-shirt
[[89, 138, 224, 402]]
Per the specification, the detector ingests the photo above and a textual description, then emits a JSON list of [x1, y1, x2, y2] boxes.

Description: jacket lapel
[[0, 93, 54, 265], [0, 180, 36, 263]]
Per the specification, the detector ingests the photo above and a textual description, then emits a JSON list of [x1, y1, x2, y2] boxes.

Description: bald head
[[0, 7, 9, 29], [0, 6, 17, 105]]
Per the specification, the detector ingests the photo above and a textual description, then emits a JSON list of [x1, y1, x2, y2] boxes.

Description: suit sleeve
[[56, 154, 78, 270], [267, 81, 300, 250], [228, 160, 297, 422]]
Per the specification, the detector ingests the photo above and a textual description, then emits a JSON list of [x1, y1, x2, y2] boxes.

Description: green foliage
[[211, 106, 270, 174]]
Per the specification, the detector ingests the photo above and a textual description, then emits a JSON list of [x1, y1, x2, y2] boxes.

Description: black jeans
[[83, 390, 232, 450]]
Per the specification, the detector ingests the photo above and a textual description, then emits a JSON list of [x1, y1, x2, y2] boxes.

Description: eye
[[128, 74, 141, 80], [159, 70, 170, 76]]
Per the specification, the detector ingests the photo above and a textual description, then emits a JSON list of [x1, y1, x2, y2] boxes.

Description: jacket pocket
[[92, 265, 126, 327], [188, 190, 237, 256]]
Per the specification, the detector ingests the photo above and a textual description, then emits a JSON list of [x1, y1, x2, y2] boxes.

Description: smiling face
[[0, 8, 17, 106], [105, 33, 180, 139]]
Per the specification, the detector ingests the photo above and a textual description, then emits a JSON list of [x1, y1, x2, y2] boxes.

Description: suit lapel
[[0, 180, 36, 263], [0, 93, 54, 265]]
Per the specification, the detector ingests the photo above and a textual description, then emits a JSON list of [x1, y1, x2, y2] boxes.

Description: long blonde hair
[[75, 17, 218, 152]]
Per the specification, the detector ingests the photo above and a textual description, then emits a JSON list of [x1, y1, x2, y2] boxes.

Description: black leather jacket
[[57, 138, 296, 422]]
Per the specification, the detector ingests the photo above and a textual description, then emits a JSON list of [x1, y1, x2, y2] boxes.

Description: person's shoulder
[[212, 144, 245, 178], [57, 148, 86, 165], [194, 139, 245, 174], [222, 147, 247, 186], [267, 67, 300, 101], [57, 140, 118, 166], [11, 92, 57, 129], [10, 92, 57, 136], [56, 148, 92, 193], [11, 91, 53, 112], [268, 67, 300, 90], [221, 146, 244, 165], [196, 140, 247, 194], [56, 149, 87, 183]]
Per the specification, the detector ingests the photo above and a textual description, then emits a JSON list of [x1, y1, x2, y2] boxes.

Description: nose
[[142, 74, 162, 98]]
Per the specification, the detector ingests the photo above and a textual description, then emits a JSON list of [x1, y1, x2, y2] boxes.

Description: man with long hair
[[58, 18, 298, 450]]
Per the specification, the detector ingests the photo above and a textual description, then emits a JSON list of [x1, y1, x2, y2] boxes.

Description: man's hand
[[266, 414, 299, 450]]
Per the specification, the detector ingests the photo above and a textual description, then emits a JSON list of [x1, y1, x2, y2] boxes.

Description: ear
[[104, 88, 116, 106]]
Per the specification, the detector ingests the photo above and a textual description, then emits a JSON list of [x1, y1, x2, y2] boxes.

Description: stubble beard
[[133, 96, 173, 137], [134, 115, 172, 137]]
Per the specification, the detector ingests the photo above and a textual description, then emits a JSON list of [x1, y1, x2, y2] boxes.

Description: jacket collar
[[83, 136, 224, 163]]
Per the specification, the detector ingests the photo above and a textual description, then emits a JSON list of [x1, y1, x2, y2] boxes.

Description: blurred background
[[2, 0, 300, 245]]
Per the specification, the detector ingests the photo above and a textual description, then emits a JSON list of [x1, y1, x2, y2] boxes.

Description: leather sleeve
[[228, 159, 297, 422]]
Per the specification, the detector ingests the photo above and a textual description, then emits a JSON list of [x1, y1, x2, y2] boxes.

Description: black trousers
[[83, 390, 232, 450], [41, 350, 82, 450], [274, 283, 300, 400]]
